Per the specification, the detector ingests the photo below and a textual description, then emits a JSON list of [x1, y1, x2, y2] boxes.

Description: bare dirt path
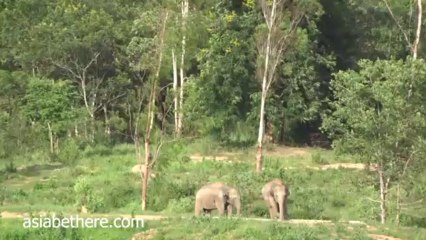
[[367, 234, 402, 240], [187, 146, 378, 171]]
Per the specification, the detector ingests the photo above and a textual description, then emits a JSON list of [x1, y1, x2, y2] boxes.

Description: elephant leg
[[283, 198, 289, 220], [227, 205, 233, 217], [216, 201, 225, 216], [194, 199, 203, 216], [268, 197, 278, 219], [203, 209, 212, 216]]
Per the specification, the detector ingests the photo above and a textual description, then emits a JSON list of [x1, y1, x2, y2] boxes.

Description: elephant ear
[[218, 190, 229, 200]]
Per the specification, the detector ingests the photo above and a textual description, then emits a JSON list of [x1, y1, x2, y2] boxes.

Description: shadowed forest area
[[0, 0, 426, 239]]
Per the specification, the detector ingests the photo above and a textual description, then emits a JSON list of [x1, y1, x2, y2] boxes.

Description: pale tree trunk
[[177, 0, 189, 136], [256, 92, 267, 173], [141, 140, 150, 210], [83, 121, 88, 139], [103, 105, 111, 136], [141, 10, 169, 211], [383, 0, 422, 59], [172, 49, 179, 134], [47, 122, 54, 154], [54, 134, 59, 154], [256, 0, 276, 173], [395, 183, 401, 225], [74, 125, 79, 137], [54, 53, 100, 142], [256, 0, 302, 173], [413, 0, 422, 59], [378, 169, 390, 224], [81, 78, 96, 142], [395, 152, 414, 225]]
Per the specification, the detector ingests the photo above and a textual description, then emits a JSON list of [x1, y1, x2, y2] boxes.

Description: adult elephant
[[194, 183, 229, 216], [204, 182, 241, 216], [261, 179, 290, 220]]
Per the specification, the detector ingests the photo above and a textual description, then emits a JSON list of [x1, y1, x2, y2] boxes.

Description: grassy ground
[[0, 141, 425, 239], [2, 217, 425, 240]]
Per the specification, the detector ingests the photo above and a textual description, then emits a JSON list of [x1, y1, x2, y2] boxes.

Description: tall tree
[[184, 1, 259, 145], [382, 0, 423, 59], [177, 0, 189, 136], [255, 0, 303, 173], [322, 59, 426, 224], [127, 6, 169, 210], [21, 78, 78, 154]]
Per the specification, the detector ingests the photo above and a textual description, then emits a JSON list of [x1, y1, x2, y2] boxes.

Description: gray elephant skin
[[194, 182, 241, 216], [204, 182, 241, 216], [261, 179, 289, 220]]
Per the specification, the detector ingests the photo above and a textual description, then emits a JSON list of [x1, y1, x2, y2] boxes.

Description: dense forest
[[1, 0, 426, 239]]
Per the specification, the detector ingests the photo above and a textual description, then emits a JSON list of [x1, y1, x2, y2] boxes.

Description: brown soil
[[189, 154, 230, 162], [368, 234, 402, 240], [130, 229, 158, 240], [303, 163, 378, 171], [264, 146, 311, 157], [188, 146, 311, 161]]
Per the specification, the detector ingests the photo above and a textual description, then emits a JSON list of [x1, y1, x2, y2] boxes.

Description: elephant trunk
[[278, 194, 286, 221], [279, 200, 284, 220]]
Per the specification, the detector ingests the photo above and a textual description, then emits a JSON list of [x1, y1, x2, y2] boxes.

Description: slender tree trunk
[[47, 122, 54, 154], [134, 129, 145, 209], [81, 79, 96, 142], [141, 141, 150, 210], [256, 94, 266, 173], [103, 105, 111, 136], [74, 125, 79, 137], [413, 0, 423, 59], [256, 14, 273, 173], [395, 183, 401, 225], [141, 10, 169, 211], [83, 121, 88, 140], [378, 169, 390, 224], [172, 49, 179, 134], [177, 0, 188, 136], [54, 134, 59, 154]]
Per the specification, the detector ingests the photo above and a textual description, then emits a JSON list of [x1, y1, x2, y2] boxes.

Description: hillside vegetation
[[1, 0, 426, 239]]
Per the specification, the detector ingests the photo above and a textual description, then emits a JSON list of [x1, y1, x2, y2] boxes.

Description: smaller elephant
[[204, 182, 241, 216], [261, 179, 290, 220], [194, 184, 229, 216]]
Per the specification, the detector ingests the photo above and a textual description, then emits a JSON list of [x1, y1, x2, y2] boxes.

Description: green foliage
[[73, 177, 105, 213], [21, 78, 78, 133], [57, 138, 81, 165], [184, 4, 259, 145], [311, 151, 328, 164], [323, 58, 426, 170], [322, 58, 426, 224], [1, 0, 426, 235], [164, 197, 193, 214]]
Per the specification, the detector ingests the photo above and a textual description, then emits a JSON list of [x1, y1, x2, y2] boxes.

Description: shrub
[[4, 161, 17, 173], [102, 181, 139, 210], [311, 151, 328, 164], [164, 197, 194, 213], [57, 139, 80, 165], [73, 177, 105, 213]]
